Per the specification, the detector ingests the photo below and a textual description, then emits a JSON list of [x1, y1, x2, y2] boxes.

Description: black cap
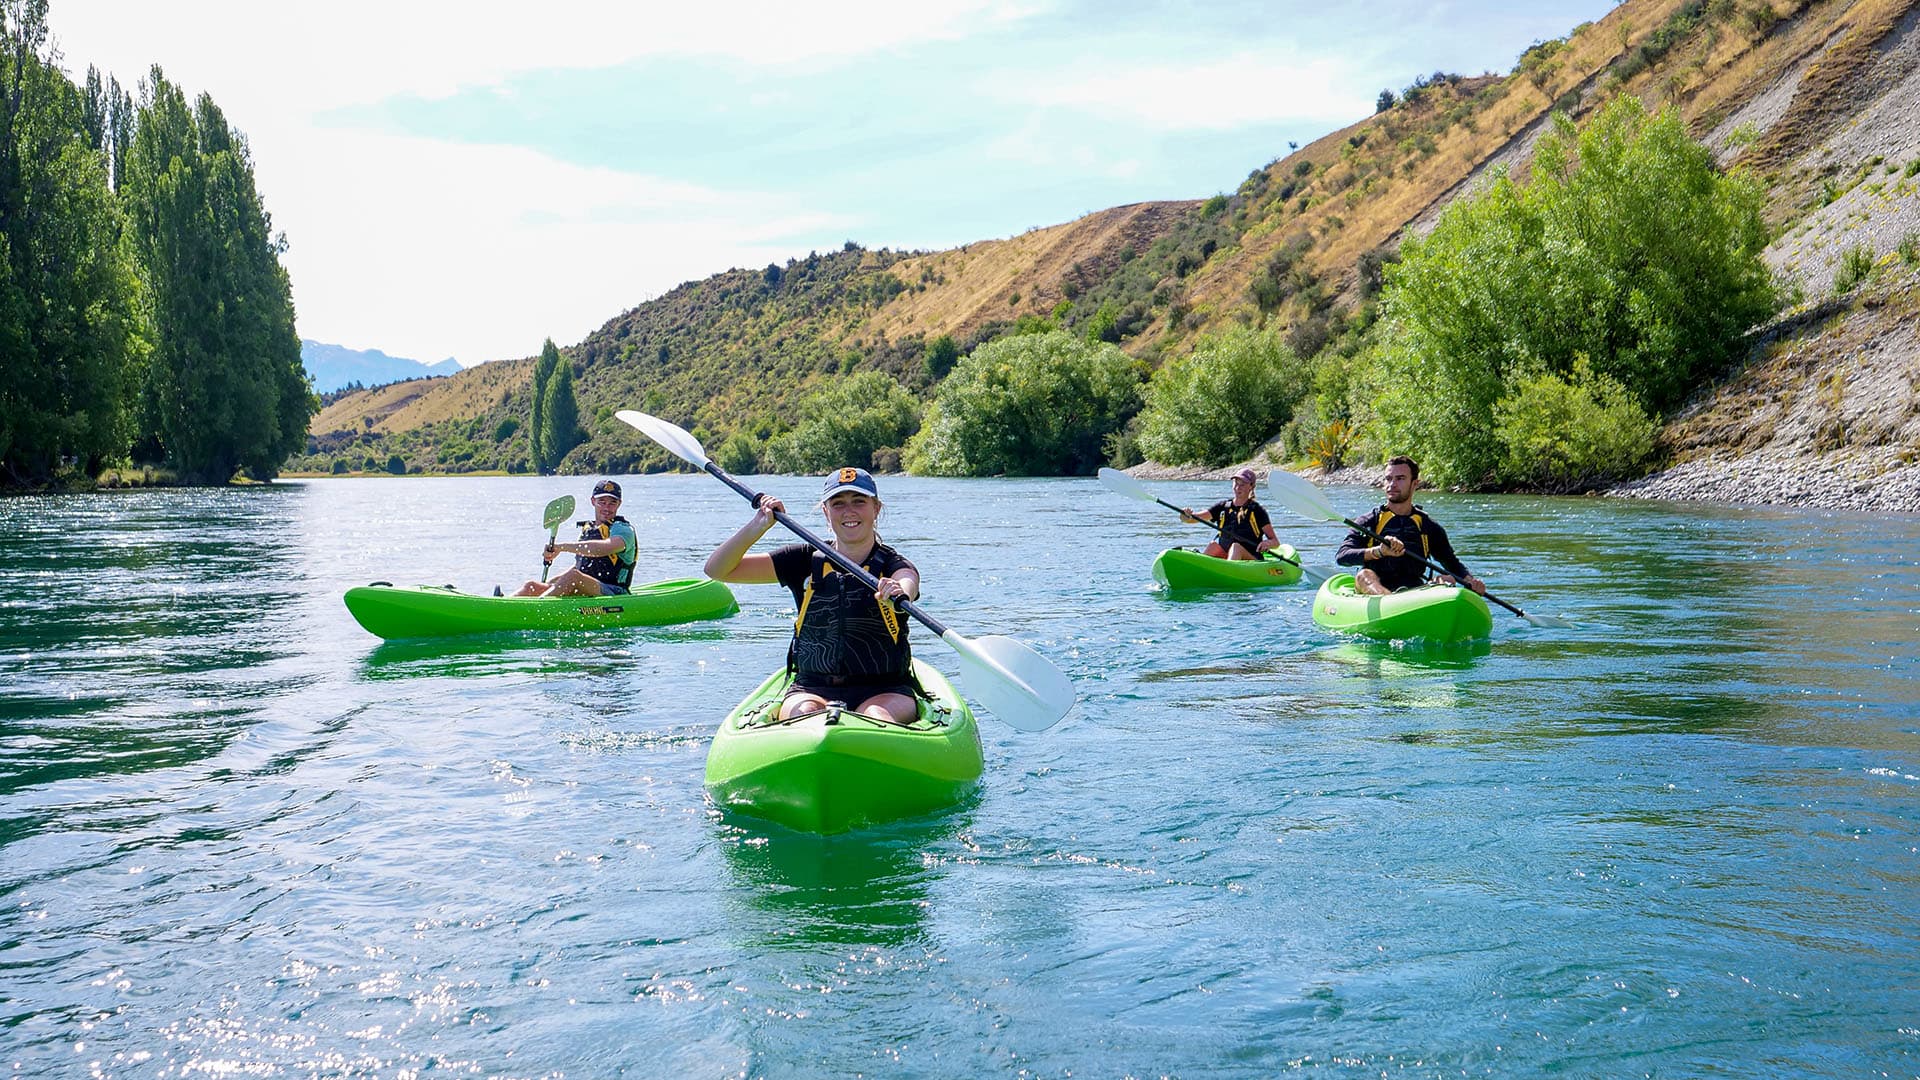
[[592, 479, 621, 499]]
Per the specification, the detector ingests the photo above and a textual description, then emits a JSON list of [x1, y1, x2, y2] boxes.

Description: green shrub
[[1305, 419, 1354, 471], [924, 335, 960, 381], [493, 417, 520, 441], [760, 371, 920, 474], [1833, 243, 1876, 294], [1898, 232, 1920, 267], [385, 454, 407, 475], [1492, 360, 1658, 489], [903, 332, 1142, 476], [330, 458, 349, 474], [1135, 328, 1308, 466], [1379, 96, 1773, 486], [714, 431, 761, 474]]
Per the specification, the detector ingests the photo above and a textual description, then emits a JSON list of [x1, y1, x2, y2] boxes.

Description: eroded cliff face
[[1612, 270, 1920, 512], [1613, 0, 1920, 513]]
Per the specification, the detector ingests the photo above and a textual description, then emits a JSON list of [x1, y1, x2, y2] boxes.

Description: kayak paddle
[[539, 494, 575, 583], [1095, 467, 1328, 585], [1263, 469, 1573, 629], [616, 409, 1076, 732]]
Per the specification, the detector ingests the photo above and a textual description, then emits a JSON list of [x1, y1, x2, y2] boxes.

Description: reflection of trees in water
[[718, 812, 974, 949], [0, 488, 314, 796]]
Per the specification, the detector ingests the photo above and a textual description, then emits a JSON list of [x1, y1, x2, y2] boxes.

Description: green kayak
[[706, 658, 983, 835], [1151, 545, 1302, 591], [1311, 573, 1493, 643], [343, 577, 737, 640]]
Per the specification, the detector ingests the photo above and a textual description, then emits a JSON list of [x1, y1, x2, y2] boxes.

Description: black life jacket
[[573, 516, 634, 588], [1369, 506, 1437, 589], [787, 544, 913, 685], [1373, 507, 1433, 560], [1213, 498, 1267, 551]]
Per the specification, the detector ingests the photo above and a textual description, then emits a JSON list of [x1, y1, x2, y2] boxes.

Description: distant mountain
[[301, 339, 461, 393]]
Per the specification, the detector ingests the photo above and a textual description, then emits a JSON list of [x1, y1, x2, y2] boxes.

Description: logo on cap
[[592, 479, 621, 499]]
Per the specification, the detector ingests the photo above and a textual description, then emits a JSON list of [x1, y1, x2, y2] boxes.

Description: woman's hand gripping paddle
[[1263, 470, 1574, 629], [539, 495, 575, 583], [1096, 467, 1329, 585], [617, 410, 1076, 731]]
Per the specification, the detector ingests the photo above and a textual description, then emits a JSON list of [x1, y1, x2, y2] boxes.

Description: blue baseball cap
[[821, 467, 878, 500]]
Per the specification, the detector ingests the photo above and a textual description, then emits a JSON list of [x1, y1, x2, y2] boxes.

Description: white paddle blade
[[942, 631, 1075, 732], [1096, 467, 1159, 504], [1263, 469, 1343, 523], [542, 495, 575, 531], [1522, 612, 1577, 630], [615, 410, 709, 468]]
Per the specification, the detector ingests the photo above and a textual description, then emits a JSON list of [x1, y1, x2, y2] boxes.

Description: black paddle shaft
[[701, 462, 951, 637], [1338, 513, 1531, 619]]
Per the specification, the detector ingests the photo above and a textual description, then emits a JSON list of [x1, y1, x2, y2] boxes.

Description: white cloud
[[49, 1, 1046, 108], [981, 118, 1145, 180], [43, 1, 1037, 364], [1000, 49, 1371, 131], [271, 127, 845, 363]]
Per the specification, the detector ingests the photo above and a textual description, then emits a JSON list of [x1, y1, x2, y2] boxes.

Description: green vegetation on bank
[[904, 332, 1143, 477], [0, 1, 311, 489], [1375, 96, 1773, 488]]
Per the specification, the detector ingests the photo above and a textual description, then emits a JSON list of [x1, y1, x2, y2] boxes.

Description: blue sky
[[51, 0, 1615, 367]]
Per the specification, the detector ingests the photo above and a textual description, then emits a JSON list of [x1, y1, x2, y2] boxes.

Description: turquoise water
[[2, 475, 1916, 1077]]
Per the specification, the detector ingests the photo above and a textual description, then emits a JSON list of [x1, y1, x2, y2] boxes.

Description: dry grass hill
[[300, 0, 1920, 509]]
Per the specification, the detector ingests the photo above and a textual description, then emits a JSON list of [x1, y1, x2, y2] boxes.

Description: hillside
[[293, 0, 1920, 507]]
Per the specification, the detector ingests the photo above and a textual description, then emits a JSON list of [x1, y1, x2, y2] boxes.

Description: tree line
[[0, 0, 311, 489]]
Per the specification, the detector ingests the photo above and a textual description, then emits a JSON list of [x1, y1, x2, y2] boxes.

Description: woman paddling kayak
[[1179, 466, 1282, 560], [705, 467, 921, 726]]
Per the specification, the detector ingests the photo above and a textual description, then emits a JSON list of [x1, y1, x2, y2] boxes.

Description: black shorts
[[786, 678, 918, 708]]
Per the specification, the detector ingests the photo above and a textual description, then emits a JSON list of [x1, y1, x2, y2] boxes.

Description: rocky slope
[[1609, 0, 1920, 512]]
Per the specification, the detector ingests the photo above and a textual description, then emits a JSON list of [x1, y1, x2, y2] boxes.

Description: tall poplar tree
[[541, 353, 582, 467], [122, 66, 313, 483], [0, 0, 147, 485], [528, 338, 559, 472]]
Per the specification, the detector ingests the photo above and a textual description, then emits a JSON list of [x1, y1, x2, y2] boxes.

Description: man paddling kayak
[[1337, 456, 1485, 597], [508, 479, 638, 597], [704, 467, 921, 726], [1179, 467, 1282, 560]]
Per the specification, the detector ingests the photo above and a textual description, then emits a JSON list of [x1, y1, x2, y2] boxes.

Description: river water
[[2, 475, 1916, 1077]]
